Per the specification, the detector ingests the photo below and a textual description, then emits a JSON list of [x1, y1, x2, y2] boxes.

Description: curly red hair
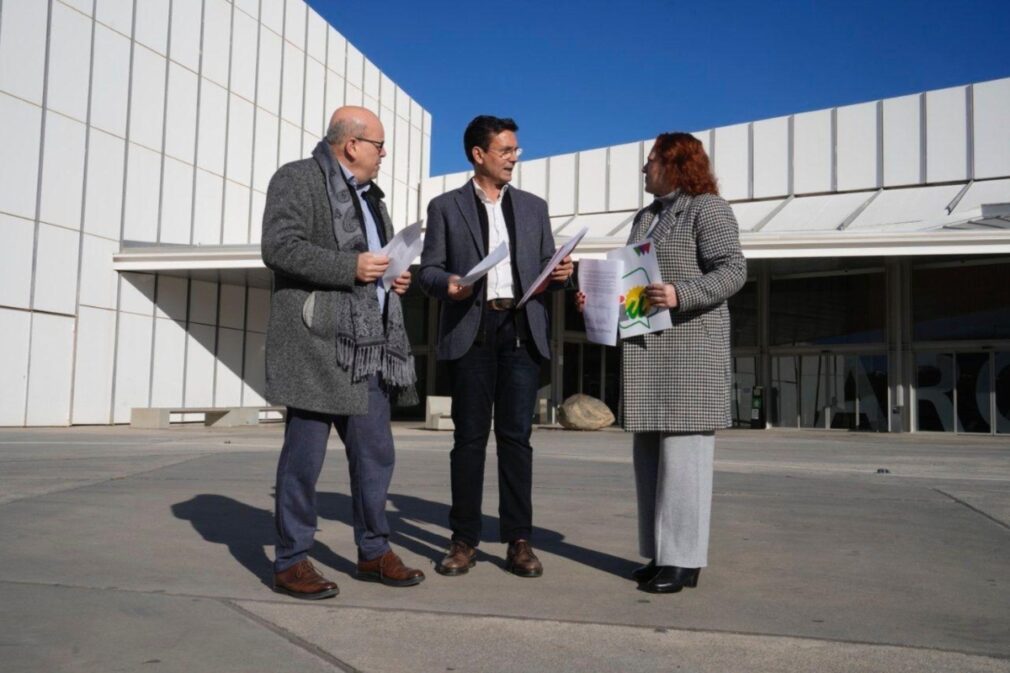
[[652, 132, 719, 196]]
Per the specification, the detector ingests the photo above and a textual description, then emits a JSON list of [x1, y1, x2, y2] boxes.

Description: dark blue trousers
[[446, 310, 542, 547], [274, 375, 394, 573]]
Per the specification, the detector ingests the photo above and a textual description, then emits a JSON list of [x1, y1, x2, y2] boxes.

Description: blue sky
[[306, 0, 1010, 177]]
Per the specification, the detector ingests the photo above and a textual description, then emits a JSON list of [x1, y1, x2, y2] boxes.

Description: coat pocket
[[301, 290, 339, 338]]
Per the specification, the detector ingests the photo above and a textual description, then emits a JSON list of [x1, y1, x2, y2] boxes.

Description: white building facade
[[0, 0, 430, 426], [1, 1, 1008, 433], [421, 78, 1010, 435]]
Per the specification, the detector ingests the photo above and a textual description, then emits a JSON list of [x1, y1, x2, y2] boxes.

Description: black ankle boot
[[641, 566, 701, 594], [631, 560, 658, 584]]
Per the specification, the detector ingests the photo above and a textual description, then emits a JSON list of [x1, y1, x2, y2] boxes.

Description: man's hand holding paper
[[456, 242, 509, 287]]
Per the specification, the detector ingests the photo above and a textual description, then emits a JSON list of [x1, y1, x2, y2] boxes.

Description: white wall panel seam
[[247, 0, 263, 243], [544, 155, 551, 213], [875, 101, 883, 188], [709, 128, 716, 181], [239, 284, 249, 405], [297, 4, 308, 141], [23, 0, 54, 424], [217, 1, 235, 244], [604, 147, 610, 212], [573, 151, 580, 214], [67, 0, 97, 423], [211, 281, 221, 405], [276, 0, 288, 163], [146, 274, 159, 404], [787, 116, 794, 195], [154, 0, 173, 243], [235, 0, 256, 22], [320, 14, 330, 114], [944, 180, 972, 214], [345, 35, 357, 103], [918, 94, 927, 184], [92, 8, 131, 39], [108, 0, 138, 424], [6, 306, 76, 319], [747, 123, 754, 200], [0, 90, 46, 112], [187, 0, 207, 245], [966, 85, 974, 181], [638, 141, 644, 209], [837, 189, 881, 230], [28, 0, 54, 312], [746, 194, 793, 233], [180, 278, 191, 405], [830, 107, 838, 192]]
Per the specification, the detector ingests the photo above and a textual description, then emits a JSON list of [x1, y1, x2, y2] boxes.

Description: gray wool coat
[[621, 191, 747, 433], [261, 156, 394, 416]]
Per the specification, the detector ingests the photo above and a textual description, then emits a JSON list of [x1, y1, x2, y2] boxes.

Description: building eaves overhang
[[114, 227, 1010, 284]]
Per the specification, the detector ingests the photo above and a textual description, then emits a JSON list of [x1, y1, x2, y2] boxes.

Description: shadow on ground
[[172, 492, 637, 583]]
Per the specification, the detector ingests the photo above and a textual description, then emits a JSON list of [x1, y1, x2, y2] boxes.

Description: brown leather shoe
[[273, 559, 339, 600], [356, 549, 425, 587], [506, 539, 543, 578], [435, 540, 477, 576]]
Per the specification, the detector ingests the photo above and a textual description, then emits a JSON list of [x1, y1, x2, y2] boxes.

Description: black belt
[[486, 297, 516, 311]]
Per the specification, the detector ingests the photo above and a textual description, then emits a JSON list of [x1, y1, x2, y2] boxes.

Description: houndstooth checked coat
[[621, 190, 747, 433]]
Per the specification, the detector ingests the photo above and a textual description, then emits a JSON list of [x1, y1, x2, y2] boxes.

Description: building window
[[912, 260, 1010, 342], [771, 354, 887, 431], [729, 281, 758, 348], [770, 270, 885, 346], [996, 352, 1010, 435]]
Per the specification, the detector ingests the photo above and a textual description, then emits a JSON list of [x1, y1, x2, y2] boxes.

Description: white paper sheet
[[457, 241, 509, 287], [578, 258, 623, 346], [516, 226, 588, 308], [379, 220, 424, 287], [606, 240, 672, 338]]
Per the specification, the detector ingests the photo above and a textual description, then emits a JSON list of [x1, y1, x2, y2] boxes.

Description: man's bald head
[[325, 106, 379, 146], [326, 106, 386, 184]]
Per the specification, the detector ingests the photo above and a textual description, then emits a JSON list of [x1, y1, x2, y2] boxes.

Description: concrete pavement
[[0, 425, 1007, 672]]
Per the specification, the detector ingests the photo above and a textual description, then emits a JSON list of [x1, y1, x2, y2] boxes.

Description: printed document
[[605, 240, 672, 339], [379, 220, 424, 287], [578, 259, 622, 346], [457, 242, 509, 287], [516, 226, 588, 308]]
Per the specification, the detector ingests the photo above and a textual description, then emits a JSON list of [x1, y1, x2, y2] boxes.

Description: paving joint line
[[0, 454, 212, 508], [217, 598, 362, 673], [933, 488, 1010, 531], [0, 579, 1006, 662]]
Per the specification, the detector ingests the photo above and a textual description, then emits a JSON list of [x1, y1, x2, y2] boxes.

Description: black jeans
[[446, 309, 542, 547]]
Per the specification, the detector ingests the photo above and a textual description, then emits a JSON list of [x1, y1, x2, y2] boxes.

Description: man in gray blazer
[[418, 116, 572, 578], [262, 106, 424, 599]]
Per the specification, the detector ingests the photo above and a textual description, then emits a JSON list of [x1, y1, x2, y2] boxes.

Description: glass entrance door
[[915, 350, 1007, 434]]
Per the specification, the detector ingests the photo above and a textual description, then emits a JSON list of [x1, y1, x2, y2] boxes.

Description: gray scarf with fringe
[[311, 141, 418, 407]]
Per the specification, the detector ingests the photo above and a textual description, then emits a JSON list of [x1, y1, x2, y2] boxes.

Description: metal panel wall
[[0, 0, 431, 425]]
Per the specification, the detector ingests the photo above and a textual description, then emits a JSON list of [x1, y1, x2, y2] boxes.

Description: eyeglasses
[[485, 146, 523, 159], [354, 136, 385, 151]]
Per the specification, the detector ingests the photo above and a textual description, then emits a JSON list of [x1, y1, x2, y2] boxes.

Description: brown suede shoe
[[356, 549, 425, 587], [435, 540, 477, 576], [273, 559, 339, 600], [506, 539, 543, 578]]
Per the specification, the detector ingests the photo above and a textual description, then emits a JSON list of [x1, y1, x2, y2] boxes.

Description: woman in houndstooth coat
[[580, 132, 746, 593]]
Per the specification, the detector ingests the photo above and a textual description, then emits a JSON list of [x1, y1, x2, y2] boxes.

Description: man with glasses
[[418, 115, 573, 578], [262, 106, 424, 599]]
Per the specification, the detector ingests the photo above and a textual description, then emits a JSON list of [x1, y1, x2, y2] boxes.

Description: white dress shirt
[[472, 179, 513, 300]]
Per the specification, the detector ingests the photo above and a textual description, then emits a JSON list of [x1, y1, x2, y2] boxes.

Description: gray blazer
[[418, 182, 557, 361], [261, 157, 394, 415], [621, 191, 747, 433]]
